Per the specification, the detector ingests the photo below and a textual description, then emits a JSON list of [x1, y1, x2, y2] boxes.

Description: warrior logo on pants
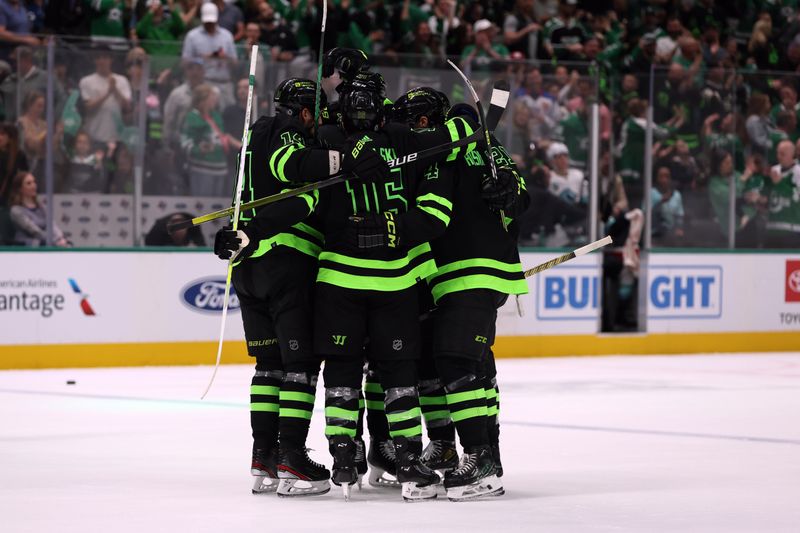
[[332, 335, 347, 346]]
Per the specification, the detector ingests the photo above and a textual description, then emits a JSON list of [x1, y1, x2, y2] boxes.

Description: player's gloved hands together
[[322, 47, 369, 80], [481, 167, 521, 214], [340, 144, 391, 184], [346, 212, 402, 249], [214, 225, 256, 261]]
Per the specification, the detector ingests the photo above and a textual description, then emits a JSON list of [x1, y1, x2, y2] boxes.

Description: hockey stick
[[523, 236, 612, 278], [446, 60, 507, 231], [485, 79, 510, 131], [314, 0, 328, 125], [167, 127, 485, 233], [201, 47, 259, 400]]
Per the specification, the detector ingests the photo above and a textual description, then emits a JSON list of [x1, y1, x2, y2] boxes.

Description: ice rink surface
[[2, 353, 800, 533]]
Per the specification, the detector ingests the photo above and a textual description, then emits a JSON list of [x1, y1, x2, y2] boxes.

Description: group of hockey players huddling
[[212, 47, 529, 502]]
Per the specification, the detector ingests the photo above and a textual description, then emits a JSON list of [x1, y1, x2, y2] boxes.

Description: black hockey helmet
[[274, 78, 326, 117], [338, 72, 386, 133], [393, 86, 450, 127], [447, 102, 479, 124]]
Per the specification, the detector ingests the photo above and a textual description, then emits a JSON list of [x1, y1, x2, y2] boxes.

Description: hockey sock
[[356, 388, 365, 439], [436, 356, 489, 448], [364, 368, 390, 440], [419, 377, 455, 442], [376, 360, 422, 443], [251, 361, 284, 450], [483, 349, 500, 446], [322, 356, 363, 439], [278, 370, 317, 451]]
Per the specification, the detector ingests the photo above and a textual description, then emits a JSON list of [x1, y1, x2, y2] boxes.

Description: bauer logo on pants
[[785, 260, 800, 302], [180, 277, 240, 314]]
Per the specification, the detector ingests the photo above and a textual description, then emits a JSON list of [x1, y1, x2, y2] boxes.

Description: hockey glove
[[341, 143, 391, 184], [322, 47, 369, 80], [346, 212, 401, 249], [214, 225, 255, 261], [481, 167, 521, 214]]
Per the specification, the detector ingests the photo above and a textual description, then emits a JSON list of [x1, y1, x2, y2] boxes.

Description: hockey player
[[213, 77, 390, 497], [352, 86, 529, 500]]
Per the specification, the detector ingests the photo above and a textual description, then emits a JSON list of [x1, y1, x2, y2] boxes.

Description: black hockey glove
[[346, 212, 402, 249], [213, 225, 256, 261], [322, 47, 369, 80], [341, 143, 391, 184], [481, 167, 521, 214]]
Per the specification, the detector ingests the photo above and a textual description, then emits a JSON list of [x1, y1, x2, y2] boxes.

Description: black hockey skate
[[354, 437, 367, 489], [444, 445, 504, 501], [367, 439, 400, 489], [329, 435, 359, 501], [276, 448, 331, 497], [421, 439, 459, 473], [251, 448, 279, 494], [491, 443, 503, 478], [395, 437, 441, 502]]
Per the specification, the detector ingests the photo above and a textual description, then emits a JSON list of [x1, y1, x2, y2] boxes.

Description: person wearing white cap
[[181, 1, 237, 108], [460, 19, 510, 69], [546, 142, 586, 206]]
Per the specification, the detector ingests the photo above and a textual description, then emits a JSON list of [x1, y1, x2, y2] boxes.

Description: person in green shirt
[[135, 0, 186, 73], [765, 139, 800, 247], [460, 19, 510, 71], [85, 0, 127, 48]]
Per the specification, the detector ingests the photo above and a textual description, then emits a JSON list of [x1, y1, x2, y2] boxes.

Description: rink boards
[[0, 249, 799, 369]]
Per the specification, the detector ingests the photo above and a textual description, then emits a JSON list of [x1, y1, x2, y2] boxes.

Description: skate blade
[[401, 481, 438, 502], [251, 475, 279, 494], [368, 466, 401, 489], [276, 478, 331, 497], [446, 475, 504, 502], [342, 483, 351, 501]]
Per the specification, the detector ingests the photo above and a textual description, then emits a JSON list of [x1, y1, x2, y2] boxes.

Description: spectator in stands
[[86, 0, 127, 50], [8, 171, 68, 246], [0, 46, 47, 121], [163, 58, 204, 149], [658, 139, 700, 193], [765, 139, 800, 248], [63, 130, 105, 193], [707, 149, 739, 242], [181, 1, 237, 108], [503, 0, 540, 60], [547, 141, 586, 207], [213, 0, 244, 42], [176, 0, 200, 29], [0, 0, 40, 61], [703, 112, 745, 169], [746, 93, 777, 158], [135, 0, 187, 72], [144, 211, 206, 246], [16, 89, 45, 176], [108, 141, 134, 193], [542, 0, 586, 62], [651, 166, 685, 246], [180, 83, 240, 197], [461, 19, 509, 70], [79, 46, 132, 149], [0, 121, 25, 205], [748, 18, 779, 72], [655, 16, 685, 64], [223, 77, 247, 138], [258, 8, 299, 63], [426, 0, 460, 57]]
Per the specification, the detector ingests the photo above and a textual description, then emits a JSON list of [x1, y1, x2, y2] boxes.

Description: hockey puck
[[66, 380, 76, 385]]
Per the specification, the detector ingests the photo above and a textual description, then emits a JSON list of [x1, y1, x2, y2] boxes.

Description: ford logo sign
[[180, 277, 240, 314]]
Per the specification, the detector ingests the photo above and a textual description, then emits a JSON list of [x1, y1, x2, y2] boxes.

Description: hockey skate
[[276, 448, 331, 497], [367, 439, 401, 489], [444, 445, 504, 501], [251, 448, 279, 494], [421, 439, 459, 474], [329, 435, 359, 501], [395, 437, 440, 502], [354, 437, 367, 489]]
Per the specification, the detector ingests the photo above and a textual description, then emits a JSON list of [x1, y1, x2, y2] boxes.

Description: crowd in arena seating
[[0, 0, 799, 252]]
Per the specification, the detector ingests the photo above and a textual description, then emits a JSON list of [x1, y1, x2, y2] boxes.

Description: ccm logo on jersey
[[786, 260, 800, 302], [387, 153, 417, 168]]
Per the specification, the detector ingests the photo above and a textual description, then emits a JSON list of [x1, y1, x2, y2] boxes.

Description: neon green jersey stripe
[[422, 409, 451, 421], [389, 425, 422, 438], [485, 388, 498, 400], [487, 406, 499, 417], [431, 274, 528, 303], [429, 258, 524, 280], [364, 382, 384, 394], [275, 144, 298, 183], [319, 243, 432, 270], [325, 426, 357, 436], [366, 400, 385, 411], [450, 406, 488, 422], [417, 192, 453, 210], [318, 259, 437, 292], [418, 204, 450, 226], [279, 391, 315, 404], [250, 403, 279, 412], [250, 232, 322, 260], [250, 385, 279, 396], [268, 144, 291, 180], [325, 406, 359, 421], [279, 408, 313, 419], [295, 221, 323, 242]]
